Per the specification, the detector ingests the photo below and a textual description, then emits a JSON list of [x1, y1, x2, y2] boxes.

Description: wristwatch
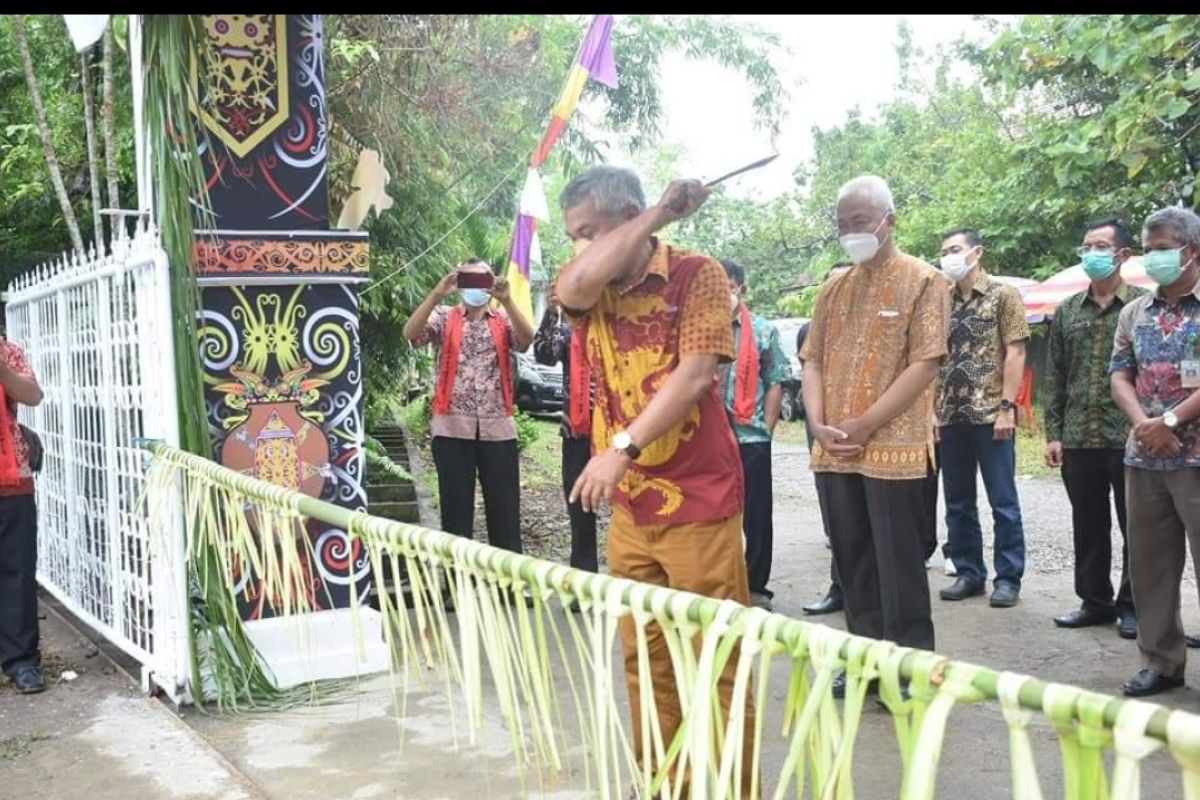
[[1000, 398, 1016, 413], [1164, 410, 1180, 429], [612, 430, 642, 461]]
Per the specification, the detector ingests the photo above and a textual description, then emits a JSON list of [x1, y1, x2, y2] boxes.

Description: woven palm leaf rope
[[142, 441, 1200, 798]]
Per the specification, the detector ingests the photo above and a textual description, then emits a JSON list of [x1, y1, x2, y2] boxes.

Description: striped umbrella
[[1022, 256, 1156, 323]]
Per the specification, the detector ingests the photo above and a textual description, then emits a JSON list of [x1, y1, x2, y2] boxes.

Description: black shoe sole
[[15, 684, 45, 694], [1122, 679, 1183, 697], [802, 603, 844, 616], [939, 588, 985, 602], [1118, 625, 1138, 640], [990, 596, 1020, 608], [1053, 616, 1117, 629]]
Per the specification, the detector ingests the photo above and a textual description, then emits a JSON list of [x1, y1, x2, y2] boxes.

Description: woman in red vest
[[403, 260, 534, 552]]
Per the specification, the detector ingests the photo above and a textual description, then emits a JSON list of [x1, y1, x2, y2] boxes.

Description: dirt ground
[[8, 429, 1200, 798]]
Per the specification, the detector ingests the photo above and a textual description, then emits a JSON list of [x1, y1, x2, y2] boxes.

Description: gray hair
[[558, 165, 647, 215], [1143, 207, 1200, 248], [836, 174, 895, 215]]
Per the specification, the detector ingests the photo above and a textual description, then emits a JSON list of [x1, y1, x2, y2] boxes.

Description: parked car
[[515, 351, 564, 413], [769, 317, 809, 422]]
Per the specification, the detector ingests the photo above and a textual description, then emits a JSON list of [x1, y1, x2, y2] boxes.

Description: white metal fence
[[4, 225, 191, 702]]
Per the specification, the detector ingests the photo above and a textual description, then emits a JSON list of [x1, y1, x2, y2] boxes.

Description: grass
[[520, 418, 560, 488], [1014, 415, 1057, 481], [2, 734, 50, 762]]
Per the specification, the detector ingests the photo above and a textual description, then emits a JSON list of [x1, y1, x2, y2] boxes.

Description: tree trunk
[[81, 49, 104, 245], [101, 25, 121, 220], [12, 15, 84, 253]]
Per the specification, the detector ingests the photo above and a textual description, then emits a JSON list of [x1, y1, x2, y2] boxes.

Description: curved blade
[[704, 154, 780, 188]]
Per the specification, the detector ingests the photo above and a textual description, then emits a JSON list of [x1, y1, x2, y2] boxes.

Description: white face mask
[[939, 251, 974, 281], [839, 216, 889, 264], [730, 292, 741, 312]]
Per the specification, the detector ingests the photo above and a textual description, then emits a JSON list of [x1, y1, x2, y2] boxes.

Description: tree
[[10, 15, 83, 253], [324, 15, 790, 411]]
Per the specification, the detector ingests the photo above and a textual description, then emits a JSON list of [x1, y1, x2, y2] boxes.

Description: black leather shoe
[[1118, 614, 1138, 640], [990, 582, 1020, 608], [939, 577, 985, 601], [1121, 668, 1183, 697], [1054, 607, 1117, 628], [803, 586, 844, 616], [10, 665, 45, 695], [1187, 635, 1200, 649], [831, 671, 879, 700]]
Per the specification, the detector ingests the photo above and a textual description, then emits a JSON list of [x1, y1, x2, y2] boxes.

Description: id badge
[[1182, 359, 1200, 389]]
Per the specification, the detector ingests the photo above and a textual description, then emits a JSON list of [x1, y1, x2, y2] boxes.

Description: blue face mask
[[1144, 247, 1187, 287], [1081, 251, 1117, 281], [461, 288, 492, 307]]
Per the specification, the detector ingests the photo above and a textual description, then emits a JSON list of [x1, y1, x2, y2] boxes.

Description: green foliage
[[0, 15, 136, 280], [665, 14, 1200, 312], [325, 15, 787, 418], [514, 409, 541, 453], [364, 442, 414, 483], [401, 395, 432, 443]]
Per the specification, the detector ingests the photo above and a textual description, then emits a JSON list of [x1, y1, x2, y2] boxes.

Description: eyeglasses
[[1077, 245, 1116, 257]]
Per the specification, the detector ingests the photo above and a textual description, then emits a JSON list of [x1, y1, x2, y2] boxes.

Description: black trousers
[[739, 441, 774, 597], [562, 435, 598, 572], [826, 460, 938, 590], [815, 472, 935, 650], [431, 436, 522, 554], [1062, 448, 1133, 614], [0, 494, 39, 675]]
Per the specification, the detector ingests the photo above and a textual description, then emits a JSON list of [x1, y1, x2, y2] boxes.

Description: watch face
[[613, 431, 630, 449]]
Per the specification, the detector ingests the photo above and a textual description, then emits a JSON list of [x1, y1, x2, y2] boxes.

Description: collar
[[459, 303, 498, 318], [1080, 279, 1137, 310], [1150, 272, 1200, 307], [617, 237, 670, 295], [955, 268, 991, 299]]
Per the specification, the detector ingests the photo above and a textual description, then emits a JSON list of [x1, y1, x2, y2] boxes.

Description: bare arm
[[802, 362, 825, 427], [570, 353, 719, 511], [993, 340, 1026, 439], [494, 277, 534, 351], [1171, 387, 1200, 426], [1002, 341, 1026, 403], [1111, 369, 1148, 425], [557, 180, 711, 313], [0, 362, 41, 407], [855, 358, 942, 435], [626, 354, 717, 450], [765, 384, 783, 433], [403, 273, 456, 343]]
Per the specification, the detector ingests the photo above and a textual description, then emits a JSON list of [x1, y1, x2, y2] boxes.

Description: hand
[[493, 275, 512, 303], [1045, 441, 1063, 468], [1134, 416, 1182, 458], [653, 179, 712, 227], [569, 450, 633, 513], [932, 413, 941, 444], [993, 408, 1017, 441], [838, 416, 875, 447], [434, 271, 459, 301], [813, 423, 863, 459]]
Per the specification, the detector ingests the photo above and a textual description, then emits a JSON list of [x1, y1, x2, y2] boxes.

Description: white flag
[[62, 15, 111, 52]]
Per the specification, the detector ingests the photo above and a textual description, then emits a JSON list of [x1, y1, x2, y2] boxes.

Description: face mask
[[1080, 251, 1117, 281], [1144, 247, 1189, 286], [839, 216, 889, 264], [939, 252, 974, 282], [573, 238, 592, 257], [460, 288, 492, 307], [730, 292, 741, 312]]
